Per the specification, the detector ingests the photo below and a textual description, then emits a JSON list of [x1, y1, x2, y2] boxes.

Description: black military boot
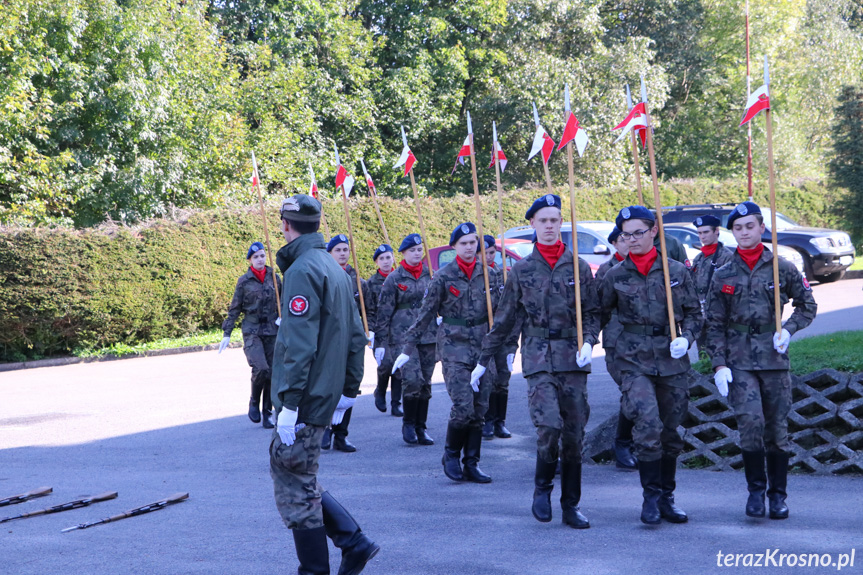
[[742, 450, 767, 517], [658, 455, 688, 523], [401, 397, 419, 445], [333, 408, 356, 453], [248, 398, 262, 424], [638, 459, 662, 525], [462, 426, 492, 483], [766, 451, 789, 520], [532, 456, 557, 522], [493, 391, 512, 438], [442, 422, 468, 481], [614, 412, 637, 470], [321, 427, 332, 450], [321, 491, 380, 575], [482, 394, 497, 439], [560, 458, 590, 529], [373, 371, 388, 413], [262, 378, 274, 428], [292, 526, 330, 575], [415, 398, 434, 445], [262, 409, 274, 429], [390, 374, 403, 417]]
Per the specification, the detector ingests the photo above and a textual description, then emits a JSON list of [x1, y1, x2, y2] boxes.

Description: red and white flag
[[452, 134, 472, 174], [557, 85, 589, 157], [740, 56, 771, 127], [528, 102, 555, 165], [333, 144, 355, 197], [308, 162, 319, 199], [393, 125, 417, 176], [489, 121, 508, 172], [251, 151, 261, 186], [360, 159, 376, 196], [613, 101, 648, 145]]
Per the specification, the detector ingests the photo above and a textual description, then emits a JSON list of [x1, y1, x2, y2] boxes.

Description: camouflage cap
[[280, 194, 321, 222]]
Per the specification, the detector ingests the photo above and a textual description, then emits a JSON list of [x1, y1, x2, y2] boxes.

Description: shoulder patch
[[802, 276, 811, 291], [684, 259, 692, 270], [669, 279, 680, 288], [289, 295, 309, 316]]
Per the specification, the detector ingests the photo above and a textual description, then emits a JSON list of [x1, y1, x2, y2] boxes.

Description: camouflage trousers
[[526, 371, 589, 464], [400, 343, 436, 400], [604, 348, 623, 386], [490, 350, 512, 393], [243, 334, 275, 411], [620, 372, 689, 462], [270, 425, 326, 530], [728, 369, 791, 453], [442, 361, 492, 429], [377, 345, 396, 384]]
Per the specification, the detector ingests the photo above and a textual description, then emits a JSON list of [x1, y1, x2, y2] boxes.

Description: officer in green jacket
[[270, 194, 379, 575]]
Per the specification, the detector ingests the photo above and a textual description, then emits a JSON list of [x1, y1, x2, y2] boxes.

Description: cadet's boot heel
[[442, 423, 467, 481], [658, 455, 687, 523], [322, 491, 380, 575], [766, 451, 789, 520], [638, 459, 662, 525], [462, 426, 492, 483], [742, 450, 767, 518], [532, 456, 556, 523], [560, 459, 589, 529]]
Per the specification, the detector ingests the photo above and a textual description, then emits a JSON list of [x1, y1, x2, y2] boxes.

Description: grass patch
[[74, 328, 242, 359], [848, 258, 863, 272]]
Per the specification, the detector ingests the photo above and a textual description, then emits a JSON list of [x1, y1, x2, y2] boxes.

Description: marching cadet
[[595, 228, 637, 471], [480, 235, 517, 440], [368, 243, 403, 417], [477, 195, 600, 529], [656, 229, 690, 267], [270, 194, 379, 575], [220, 241, 282, 429], [704, 201, 816, 520], [600, 206, 702, 525], [375, 234, 436, 445], [393, 223, 494, 483], [690, 215, 735, 325]]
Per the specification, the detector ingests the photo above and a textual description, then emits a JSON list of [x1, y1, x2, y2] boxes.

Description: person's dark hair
[[638, 218, 656, 229], [282, 217, 320, 235], [754, 214, 764, 225]]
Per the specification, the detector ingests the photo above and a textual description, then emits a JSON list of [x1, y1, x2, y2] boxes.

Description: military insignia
[[415, 236, 422, 245], [461, 224, 469, 234], [281, 198, 300, 212], [339, 234, 347, 241], [449, 286, 461, 297], [499, 285, 505, 292], [621, 207, 631, 219], [545, 194, 554, 205], [737, 204, 748, 216], [289, 295, 309, 315], [802, 276, 811, 290], [669, 279, 680, 287], [721, 284, 735, 294], [397, 283, 408, 291], [379, 244, 386, 251], [568, 279, 576, 286], [696, 217, 703, 226], [684, 259, 692, 269]]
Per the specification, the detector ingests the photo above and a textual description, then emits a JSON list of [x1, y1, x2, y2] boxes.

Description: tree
[[830, 85, 863, 247]]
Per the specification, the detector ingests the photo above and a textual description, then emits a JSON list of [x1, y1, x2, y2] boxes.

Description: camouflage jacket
[[595, 256, 625, 350], [656, 232, 690, 267], [222, 267, 282, 337], [375, 264, 436, 349], [600, 253, 702, 378], [487, 263, 521, 354], [690, 243, 735, 300], [403, 259, 495, 366], [344, 264, 371, 327], [704, 248, 817, 371], [480, 247, 600, 376], [365, 269, 389, 332]]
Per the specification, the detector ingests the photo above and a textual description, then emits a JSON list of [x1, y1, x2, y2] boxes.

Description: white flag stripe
[[393, 147, 411, 169], [528, 126, 546, 160], [744, 84, 770, 109]]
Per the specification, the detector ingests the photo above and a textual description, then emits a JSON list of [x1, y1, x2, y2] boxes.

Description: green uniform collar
[[277, 233, 326, 273]]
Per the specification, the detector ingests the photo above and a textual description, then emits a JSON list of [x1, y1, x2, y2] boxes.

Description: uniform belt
[[729, 322, 774, 335], [441, 316, 488, 328], [622, 324, 670, 336], [523, 327, 579, 339], [396, 302, 418, 311]]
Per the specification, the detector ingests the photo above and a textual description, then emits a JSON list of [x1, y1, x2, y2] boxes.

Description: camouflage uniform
[[656, 233, 690, 267], [482, 263, 520, 438], [367, 269, 402, 414], [223, 266, 282, 422], [690, 242, 735, 322]]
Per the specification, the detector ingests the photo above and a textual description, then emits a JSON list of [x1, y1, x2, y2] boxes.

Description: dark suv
[[660, 203, 856, 282]]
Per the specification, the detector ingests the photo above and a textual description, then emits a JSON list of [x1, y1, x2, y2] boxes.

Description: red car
[[427, 239, 531, 272]]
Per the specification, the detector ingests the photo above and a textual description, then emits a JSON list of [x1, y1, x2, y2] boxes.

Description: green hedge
[[0, 178, 849, 362]]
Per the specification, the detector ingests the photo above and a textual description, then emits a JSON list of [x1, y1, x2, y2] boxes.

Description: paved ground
[[1, 278, 861, 574]]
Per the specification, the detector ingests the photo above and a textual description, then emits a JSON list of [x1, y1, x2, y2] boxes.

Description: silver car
[[502, 221, 617, 270]]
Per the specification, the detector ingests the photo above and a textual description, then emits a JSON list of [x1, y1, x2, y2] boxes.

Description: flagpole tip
[[466, 111, 473, 135], [532, 102, 540, 127], [564, 84, 570, 112]]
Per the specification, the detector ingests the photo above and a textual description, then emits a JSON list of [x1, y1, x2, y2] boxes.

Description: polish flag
[[333, 144, 355, 197], [360, 159, 376, 196], [393, 125, 417, 176], [739, 84, 770, 126], [308, 162, 318, 199], [528, 102, 555, 165], [251, 151, 261, 186], [452, 134, 472, 173], [488, 142, 508, 172], [613, 102, 648, 145], [557, 112, 589, 157]]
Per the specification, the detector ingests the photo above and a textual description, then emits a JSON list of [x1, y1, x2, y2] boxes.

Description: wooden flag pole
[[339, 185, 370, 337], [408, 168, 434, 277], [492, 122, 507, 285], [746, 0, 754, 202], [251, 152, 281, 319], [362, 160, 391, 245], [762, 57, 782, 334], [630, 132, 644, 205], [466, 111, 494, 329], [562, 86, 584, 349], [320, 205, 331, 239], [640, 77, 677, 336]]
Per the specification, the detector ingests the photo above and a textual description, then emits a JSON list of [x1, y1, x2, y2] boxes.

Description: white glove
[[773, 328, 791, 354], [331, 395, 356, 425], [275, 317, 281, 326], [506, 353, 515, 372], [576, 342, 593, 368], [669, 337, 689, 359], [392, 353, 410, 374], [374, 348, 385, 366], [367, 331, 375, 347], [277, 407, 298, 445], [714, 367, 732, 397], [470, 364, 486, 393], [218, 336, 231, 354], [436, 317, 443, 326]]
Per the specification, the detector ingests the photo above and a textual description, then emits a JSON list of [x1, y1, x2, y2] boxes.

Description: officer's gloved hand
[[436, 317, 443, 326], [576, 342, 593, 368], [275, 317, 281, 327], [374, 348, 385, 366], [773, 328, 791, 354], [506, 353, 515, 372], [470, 364, 486, 393], [714, 367, 732, 397], [218, 336, 231, 354], [669, 337, 689, 359], [392, 353, 410, 374], [367, 331, 375, 348], [331, 395, 355, 425], [277, 407, 298, 445]]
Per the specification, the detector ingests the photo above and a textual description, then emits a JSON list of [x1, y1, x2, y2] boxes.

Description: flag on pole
[[333, 144, 355, 197], [489, 121, 508, 171], [251, 151, 261, 186], [452, 134, 472, 173], [360, 160, 376, 196], [394, 125, 417, 176], [528, 102, 555, 165], [308, 162, 319, 199], [740, 56, 771, 126], [557, 84, 589, 157], [613, 90, 648, 146]]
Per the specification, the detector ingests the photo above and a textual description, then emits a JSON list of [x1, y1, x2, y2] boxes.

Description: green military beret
[[280, 194, 321, 222]]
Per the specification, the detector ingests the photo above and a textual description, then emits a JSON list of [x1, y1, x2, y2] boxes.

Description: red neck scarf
[[614, 252, 625, 262], [737, 243, 764, 271], [629, 246, 658, 276], [400, 259, 423, 280], [701, 243, 719, 257], [250, 266, 267, 283], [456, 255, 476, 279], [377, 269, 392, 279], [536, 240, 566, 269]]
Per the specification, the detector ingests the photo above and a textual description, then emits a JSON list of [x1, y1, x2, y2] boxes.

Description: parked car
[[660, 203, 855, 282], [427, 238, 529, 272], [502, 221, 616, 273], [663, 223, 808, 278]]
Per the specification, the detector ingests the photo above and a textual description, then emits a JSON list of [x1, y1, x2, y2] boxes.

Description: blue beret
[[327, 234, 349, 252], [398, 233, 423, 252], [450, 222, 477, 246], [525, 194, 562, 220], [483, 235, 496, 250], [607, 227, 621, 243], [247, 241, 265, 259], [373, 243, 393, 261], [615, 205, 655, 230], [727, 201, 762, 229], [693, 215, 721, 228]]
